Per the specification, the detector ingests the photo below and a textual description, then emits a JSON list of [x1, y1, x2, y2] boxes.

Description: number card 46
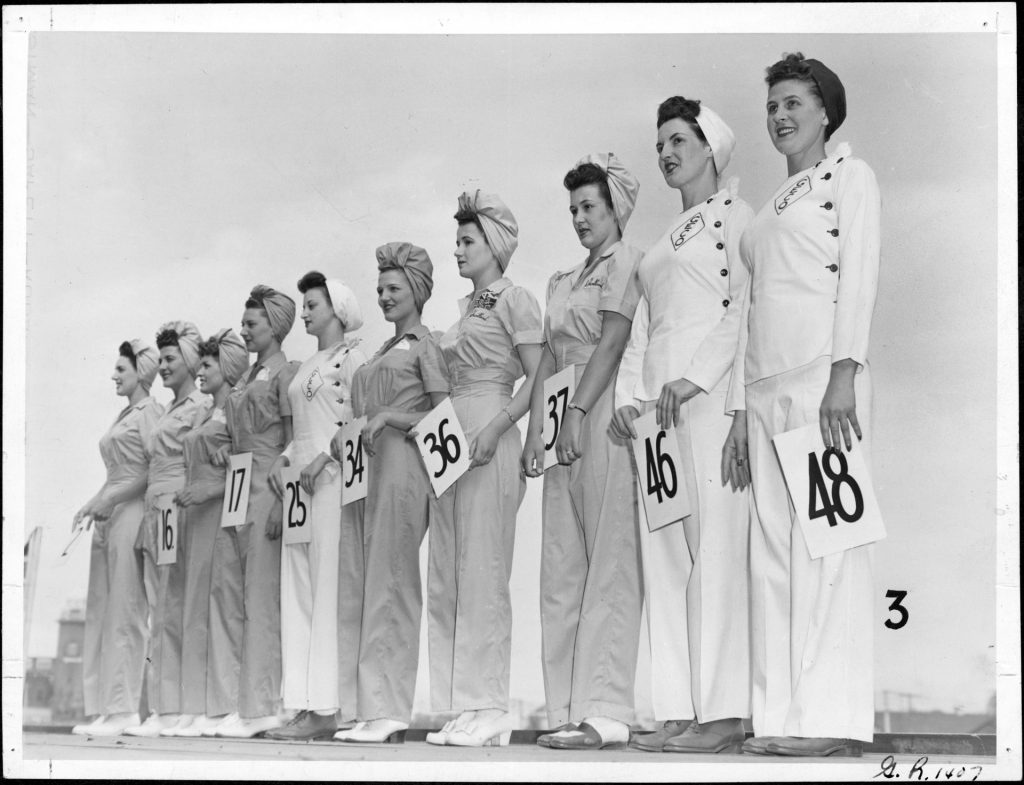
[[630, 410, 691, 531], [772, 424, 886, 559]]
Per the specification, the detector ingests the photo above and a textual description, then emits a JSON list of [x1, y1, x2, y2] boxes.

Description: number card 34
[[340, 417, 368, 505], [415, 397, 470, 498], [772, 424, 886, 559]]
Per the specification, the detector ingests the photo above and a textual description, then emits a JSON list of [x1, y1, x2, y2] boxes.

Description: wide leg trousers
[[635, 390, 751, 722], [83, 498, 149, 716], [540, 378, 642, 727], [280, 470, 341, 711], [745, 357, 874, 741], [428, 389, 525, 713], [179, 498, 221, 715]]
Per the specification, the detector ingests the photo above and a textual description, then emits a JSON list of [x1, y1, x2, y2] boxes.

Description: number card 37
[[772, 424, 886, 559]]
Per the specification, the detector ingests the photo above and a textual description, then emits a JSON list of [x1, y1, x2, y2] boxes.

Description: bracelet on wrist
[[502, 406, 516, 423], [568, 402, 588, 416]]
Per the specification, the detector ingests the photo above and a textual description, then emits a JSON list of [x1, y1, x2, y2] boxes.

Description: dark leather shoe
[[628, 720, 692, 752], [537, 723, 577, 748], [765, 736, 863, 757], [263, 710, 338, 741], [547, 721, 628, 750], [741, 735, 788, 755], [663, 718, 745, 754]]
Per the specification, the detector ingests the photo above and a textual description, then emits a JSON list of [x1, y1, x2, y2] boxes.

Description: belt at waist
[[450, 380, 514, 398], [148, 457, 185, 481], [104, 463, 147, 484], [554, 344, 596, 372]]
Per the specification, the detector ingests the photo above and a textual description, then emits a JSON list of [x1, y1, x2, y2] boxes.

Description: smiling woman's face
[[158, 345, 191, 391], [111, 356, 139, 398], [377, 269, 417, 322], [656, 117, 713, 191], [766, 78, 828, 158]]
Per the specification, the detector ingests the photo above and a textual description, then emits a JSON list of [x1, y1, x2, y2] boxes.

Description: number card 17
[[772, 424, 886, 559], [220, 452, 253, 528], [415, 397, 471, 498], [542, 365, 576, 471], [340, 416, 368, 506]]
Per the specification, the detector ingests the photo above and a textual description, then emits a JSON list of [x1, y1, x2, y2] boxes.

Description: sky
[[4, 4, 1015, 742]]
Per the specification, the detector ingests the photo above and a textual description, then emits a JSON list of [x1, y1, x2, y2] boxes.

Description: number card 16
[[279, 466, 313, 546], [415, 396, 471, 498], [630, 410, 691, 531], [220, 452, 253, 528], [542, 365, 577, 471], [156, 495, 179, 565], [772, 424, 886, 559], [340, 416, 368, 506]]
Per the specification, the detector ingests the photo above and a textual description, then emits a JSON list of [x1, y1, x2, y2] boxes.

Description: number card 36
[[772, 424, 886, 559], [340, 417, 368, 505], [630, 410, 691, 531], [542, 365, 576, 471], [280, 466, 313, 545], [415, 397, 471, 497], [220, 452, 253, 528]]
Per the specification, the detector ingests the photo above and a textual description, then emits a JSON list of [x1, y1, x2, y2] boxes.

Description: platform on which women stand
[[22, 726, 998, 769]]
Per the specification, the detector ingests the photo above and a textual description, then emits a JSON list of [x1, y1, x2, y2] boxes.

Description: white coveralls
[[279, 340, 365, 711], [136, 389, 209, 714], [615, 178, 753, 723], [83, 396, 163, 716], [539, 242, 644, 727], [726, 142, 880, 742]]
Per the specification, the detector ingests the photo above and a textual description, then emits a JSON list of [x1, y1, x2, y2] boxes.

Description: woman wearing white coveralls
[[125, 322, 209, 737], [722, 53, 880, 758], [521, 154, 643, 751], [265, 273, 366, 741], [611, 97, 752, 754], [72, 340, 162, 737]]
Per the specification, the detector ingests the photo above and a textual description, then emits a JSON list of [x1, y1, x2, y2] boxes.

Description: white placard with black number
[[415, 397, 471, 498], [542, 365, 577, 471], [340, 416, 368, 505], [280, 466, 313, 545], [631, 410, 691, 531], [156, 495, 179, 565], [773, 423, 886, 559], [220, 452, 253, 528]]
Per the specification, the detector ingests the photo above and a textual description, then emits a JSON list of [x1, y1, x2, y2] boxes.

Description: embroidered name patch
[[583, 276, 606, 289], [775, 176, 811, 214], [671, 213, 705, 250], [303, 368, 324, 401]]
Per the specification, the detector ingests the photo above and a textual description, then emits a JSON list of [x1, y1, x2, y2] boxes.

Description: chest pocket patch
[[303, 368, 324, 401], [671, 213, 705, 250], [775, 175, 812, 214]]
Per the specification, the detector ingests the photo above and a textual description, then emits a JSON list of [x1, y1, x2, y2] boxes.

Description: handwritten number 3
[[424, 417, 461, 478], [885, 590, 908, 630]]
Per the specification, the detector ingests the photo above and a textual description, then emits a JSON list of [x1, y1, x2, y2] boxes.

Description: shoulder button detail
[[720, 269, 729, 277], [822, 173, 832, 180], [828, 228, 839, 237], [722, 299, 730, 307], [827, 264, 839, 273], [822, 202, 833, 210], [716, 242, 725, 250], [714, 220, 722, 228]]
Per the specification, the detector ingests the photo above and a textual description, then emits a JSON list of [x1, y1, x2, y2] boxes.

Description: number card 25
[[630, 410, 691, 531], [280, 466, 312, 545], [415, 397, 470, 498], [772, 424, 886, 559], [542, 365, 577, 471], [156, 495, 179, 565], [341, 416, 368, 506], [220, 452, 253, 528]]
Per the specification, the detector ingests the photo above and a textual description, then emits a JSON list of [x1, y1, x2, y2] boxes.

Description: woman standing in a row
[[73, 340, 162, 737], [125, 322, 209, 737], [427, 191, 543, 747], [723, 53, 880, 758], [167, 329, 249, 737], [266, 274, 365, 741], [207, 285, 298, 739], [522, 154, 644, 751], [334, 242, 449, 744], [613, 97, 753, 754]]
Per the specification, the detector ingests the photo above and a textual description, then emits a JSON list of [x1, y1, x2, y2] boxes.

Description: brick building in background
[[50, 599, 86, 722]]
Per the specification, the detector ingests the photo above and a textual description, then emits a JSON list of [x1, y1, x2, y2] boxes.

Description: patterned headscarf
[[210, 328, 250, 386], [157, 321, 203, 376], [457, 190, 519, 272], [127, 338, 159, 391], [376, 241, 434, 312]]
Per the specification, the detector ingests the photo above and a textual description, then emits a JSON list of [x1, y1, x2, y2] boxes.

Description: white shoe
[[335, 718, 408, 743], [176, 715, 223, 737], [446, 711, 515, 747], [124, 713, 180, 738], [87, 713, 140, 737], [202, 712, 239, 737], [159, 713, 197, 737], [216, 714, 283, 738], [72, 716, 106, 735]]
